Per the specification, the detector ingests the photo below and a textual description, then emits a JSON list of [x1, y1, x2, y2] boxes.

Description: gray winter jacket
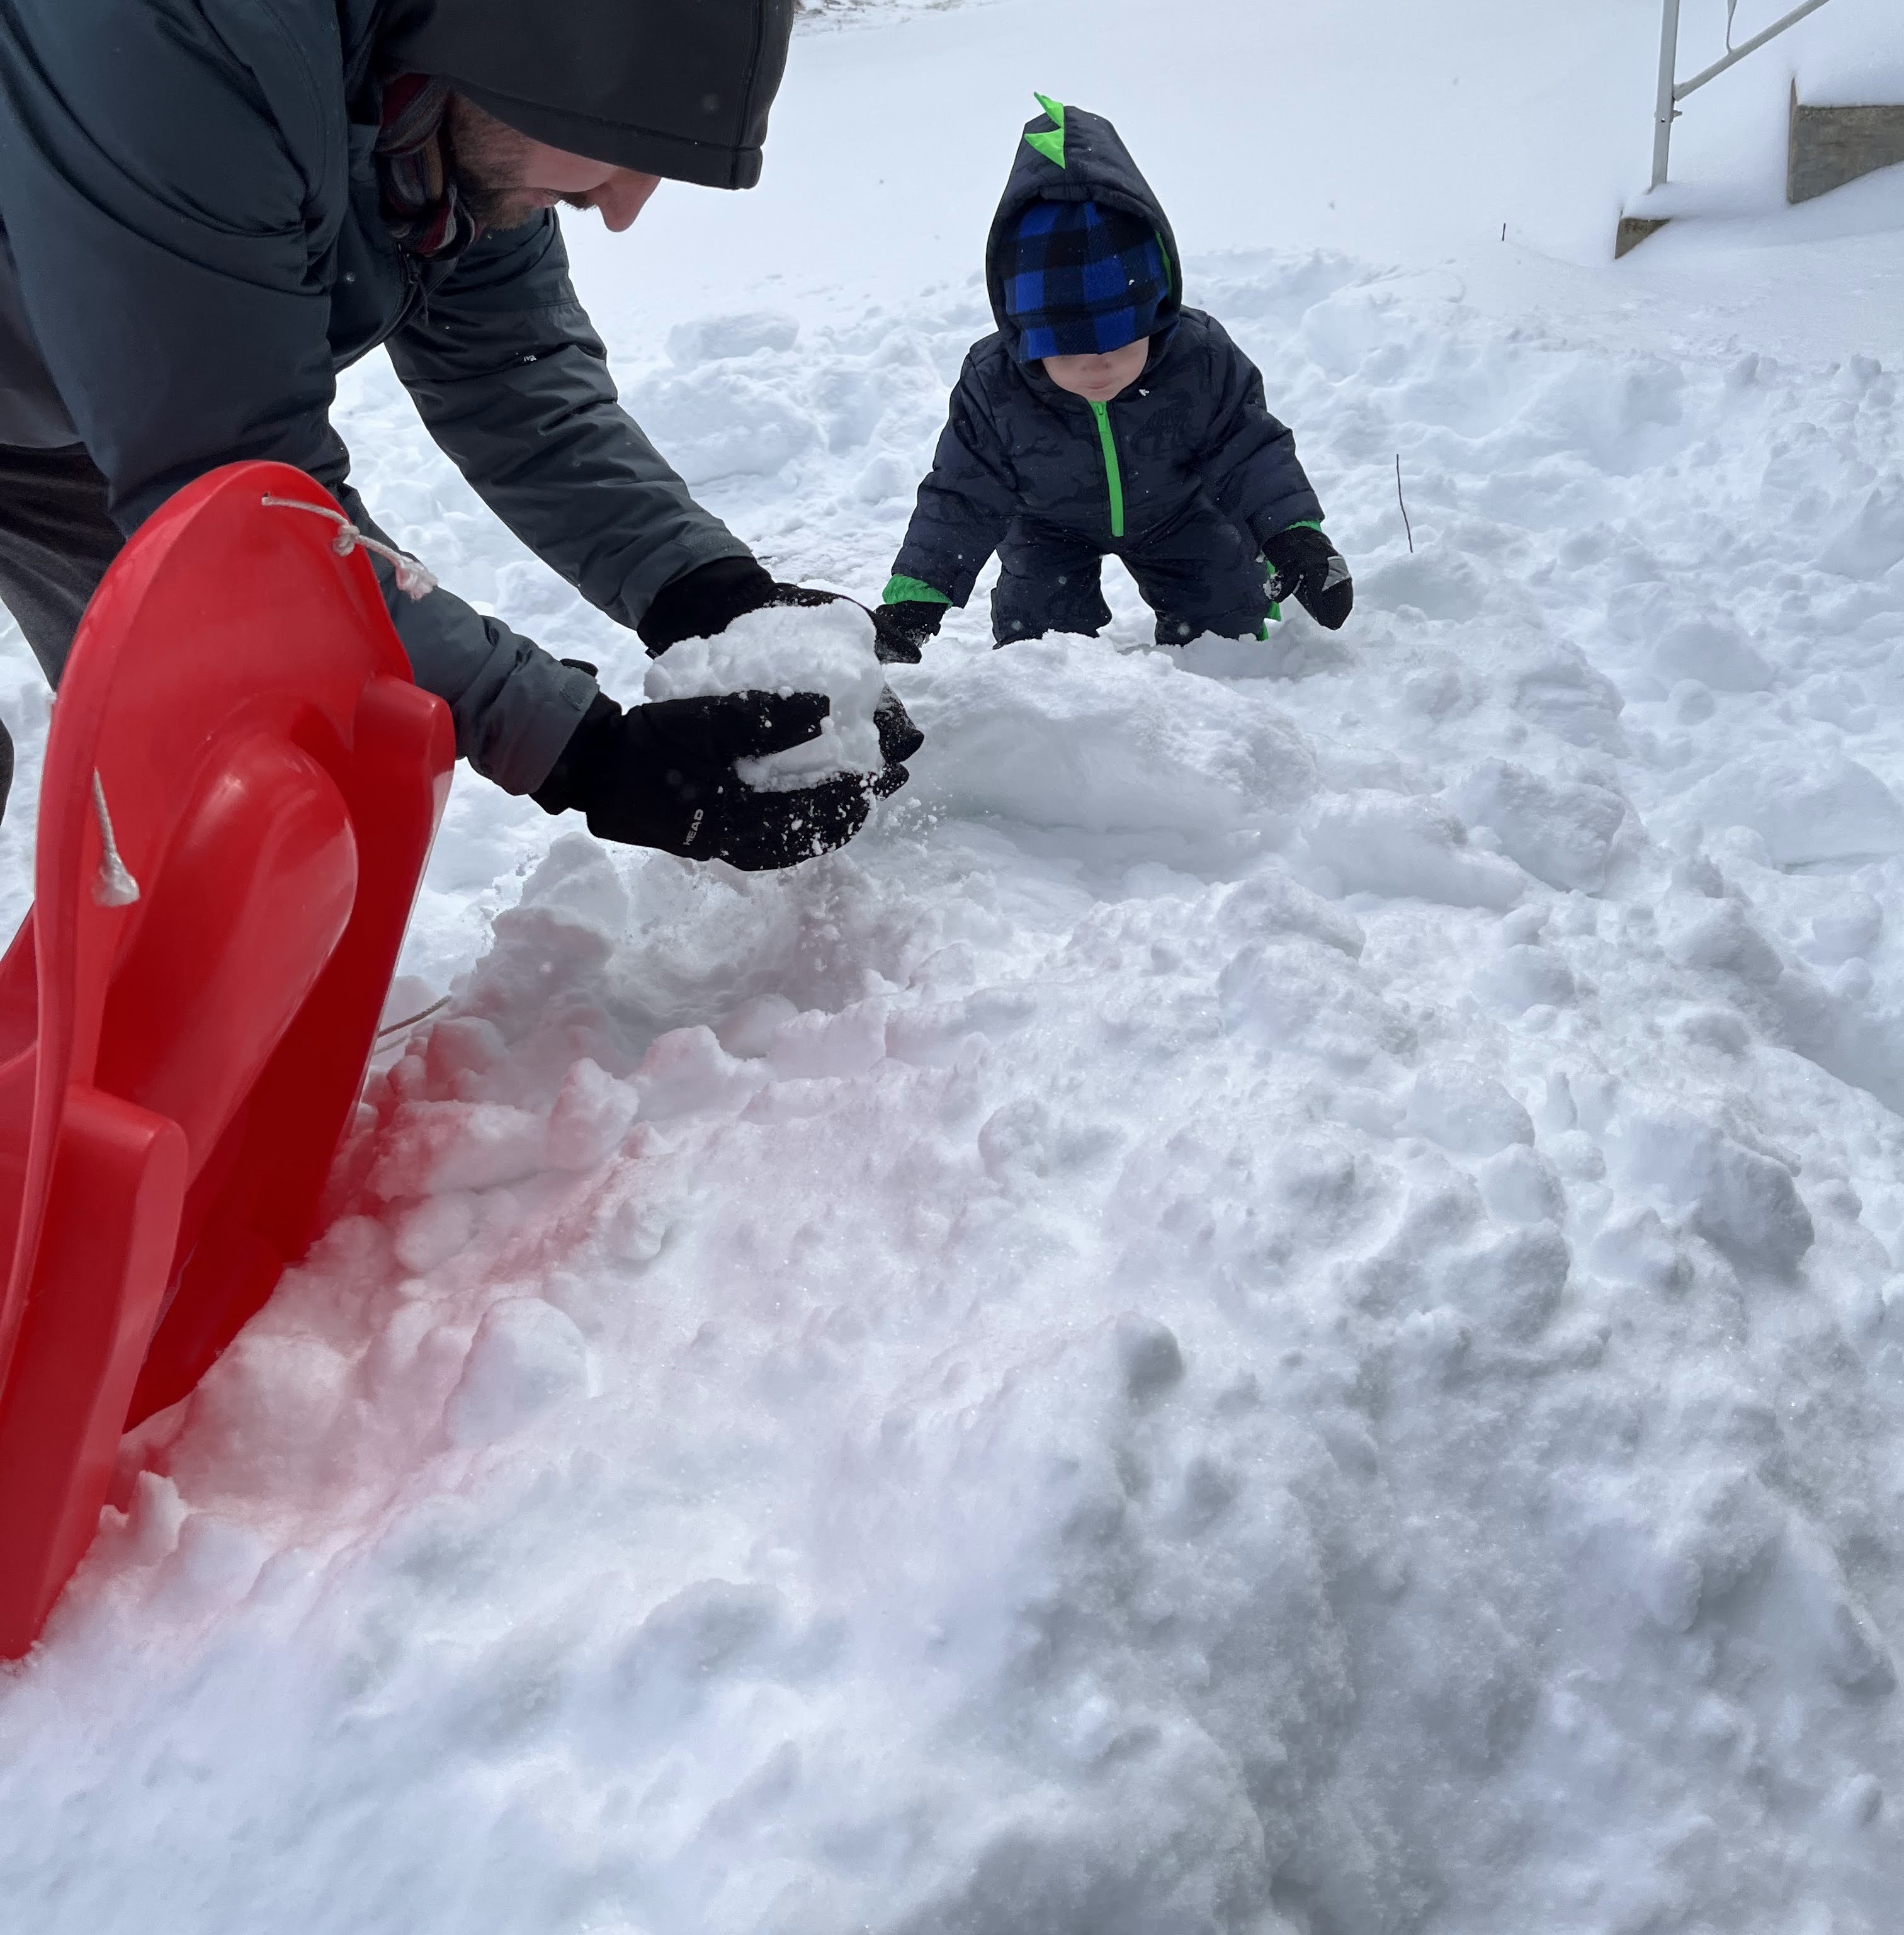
[[0, 0, 779, 793], [892, 103, 1324, 609]]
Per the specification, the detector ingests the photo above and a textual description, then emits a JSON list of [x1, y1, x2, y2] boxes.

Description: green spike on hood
[[1023, 93, 1066, 168]]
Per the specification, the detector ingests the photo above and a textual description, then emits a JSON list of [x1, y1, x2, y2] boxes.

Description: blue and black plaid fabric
[[1002, 198, 1169, 362]]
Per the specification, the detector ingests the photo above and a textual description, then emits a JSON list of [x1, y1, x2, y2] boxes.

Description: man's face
[[446, 93, 661, 234]]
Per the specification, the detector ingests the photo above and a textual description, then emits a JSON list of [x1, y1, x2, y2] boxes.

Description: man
[[0, 0, 913, 868]]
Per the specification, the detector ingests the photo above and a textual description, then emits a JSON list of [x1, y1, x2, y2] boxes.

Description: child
[[871, 97, 1352, 662]]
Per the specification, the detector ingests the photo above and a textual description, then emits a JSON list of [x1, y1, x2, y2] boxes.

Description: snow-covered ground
[[3, 3, 1903, 1931]]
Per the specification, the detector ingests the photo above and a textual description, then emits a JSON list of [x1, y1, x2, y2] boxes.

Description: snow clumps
[[643, 597, 887, 790]]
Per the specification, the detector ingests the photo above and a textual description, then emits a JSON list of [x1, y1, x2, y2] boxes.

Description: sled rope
[[376, 993, 452, 1041], [259, 494, 439, 601], [90, 773, 140, 907]]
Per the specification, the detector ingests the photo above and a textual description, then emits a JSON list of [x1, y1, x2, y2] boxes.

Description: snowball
[[643, 599, 887, 790]]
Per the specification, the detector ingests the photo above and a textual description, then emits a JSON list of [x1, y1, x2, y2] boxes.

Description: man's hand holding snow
[[538, 564, 920, 868], [532, 688, 904, 871], [640, 555, 923, 756], [1262, 525, 1354, 632]]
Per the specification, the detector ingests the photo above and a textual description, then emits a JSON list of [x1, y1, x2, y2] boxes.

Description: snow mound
[[913, 636, 1318, 834], [1305, 789, 1526, 909], [1453, 759, 1630, 894], [643, 597, 887, 789], [1684, 752, 1904, 866]]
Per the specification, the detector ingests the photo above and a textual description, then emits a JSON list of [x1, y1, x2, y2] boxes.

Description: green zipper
[[1089, 399, 1125, 539]]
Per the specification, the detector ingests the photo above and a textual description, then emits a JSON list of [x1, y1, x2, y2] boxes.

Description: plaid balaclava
[[1002, 198, 1169, 363]]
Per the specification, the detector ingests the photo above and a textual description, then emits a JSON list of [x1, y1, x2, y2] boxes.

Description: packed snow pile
[[2, 2, 1903, 1932], [643, 597, 889, 787]]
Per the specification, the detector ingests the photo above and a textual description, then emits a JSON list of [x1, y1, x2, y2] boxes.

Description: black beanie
[[385, 0, 796, 191]]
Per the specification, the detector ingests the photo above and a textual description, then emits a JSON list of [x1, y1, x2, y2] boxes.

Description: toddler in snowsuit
[[873, 98, 1352, 660]]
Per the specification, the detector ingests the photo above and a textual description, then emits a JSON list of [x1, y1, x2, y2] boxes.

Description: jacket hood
[[985, 98, 1181, 360], [383, 0, 795, 190]]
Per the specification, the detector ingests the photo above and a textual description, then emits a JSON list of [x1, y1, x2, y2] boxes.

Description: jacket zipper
[[1089, 399, 1125, 539]]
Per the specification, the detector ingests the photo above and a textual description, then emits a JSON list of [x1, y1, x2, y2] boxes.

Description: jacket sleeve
[[386, 216, 754, 632], [1189, 317, 1325, 547], [0, 1, 594, 794], [890, 356, 1021, 608]]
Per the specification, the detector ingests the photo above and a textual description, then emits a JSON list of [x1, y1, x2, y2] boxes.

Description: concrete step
[[1789, 88, 1904, 203], [1618, 84, 1904, 257]]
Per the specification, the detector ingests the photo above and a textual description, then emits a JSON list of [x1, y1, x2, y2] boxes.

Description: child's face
[[1041, 337, 1151, 403]]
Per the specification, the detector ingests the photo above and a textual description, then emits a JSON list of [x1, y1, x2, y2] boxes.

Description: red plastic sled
[[0, 461, 454, 1657]]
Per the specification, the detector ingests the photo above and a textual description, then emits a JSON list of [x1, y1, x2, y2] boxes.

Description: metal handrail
[[1651, 0, 1835, 189]]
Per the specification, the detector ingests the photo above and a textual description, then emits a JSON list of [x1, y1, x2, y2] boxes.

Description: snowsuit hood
[[985, 99, 1182, 361], [385, 0, 795, 190]]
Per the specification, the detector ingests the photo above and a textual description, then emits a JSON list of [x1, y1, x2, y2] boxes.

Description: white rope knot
[[259, 493, 439, 601], [91, 772, 140, 907]]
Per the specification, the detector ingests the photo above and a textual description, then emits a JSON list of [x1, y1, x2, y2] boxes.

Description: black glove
[[1262, 526, 1354, 632], [637, 564, 927, 771], [870, 600, 944, 664], [874, 689, 925, 764], [638, 555, 839, 657], [533, 689, 906, 871]]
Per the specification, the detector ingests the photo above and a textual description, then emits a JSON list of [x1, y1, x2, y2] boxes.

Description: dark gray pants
[[991, 509, 1271, 648], [0, 441, 127, 821]]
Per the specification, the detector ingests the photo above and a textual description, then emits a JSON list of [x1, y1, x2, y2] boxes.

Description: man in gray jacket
[[0, 0, 910, 868]]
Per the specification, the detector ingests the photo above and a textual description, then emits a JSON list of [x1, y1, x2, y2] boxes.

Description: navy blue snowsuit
[[889, 105, 1325, 646]]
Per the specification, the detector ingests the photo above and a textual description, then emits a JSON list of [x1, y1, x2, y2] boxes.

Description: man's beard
[[443, 93, 557, 233]]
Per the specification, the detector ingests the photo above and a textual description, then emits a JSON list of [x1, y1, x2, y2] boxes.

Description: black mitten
[[1262, 526, 1354, 632], [874, 688, 924, 764], [638, 555, 841, 657], [870, 601, 944, 664], [533, 689, 906, 871]]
